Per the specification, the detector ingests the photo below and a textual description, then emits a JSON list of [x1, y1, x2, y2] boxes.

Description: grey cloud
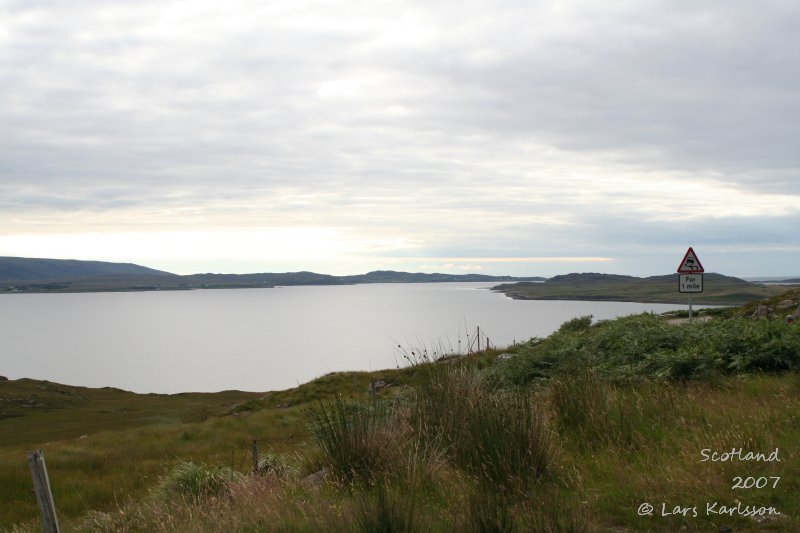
[[0, 0, 798, 276], [361, 1, 800, 190]]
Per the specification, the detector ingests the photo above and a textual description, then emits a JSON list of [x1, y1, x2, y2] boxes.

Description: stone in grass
[[494, 353, 516, 363], [301, 467, 329, 487], [367, 379, 388, 396]]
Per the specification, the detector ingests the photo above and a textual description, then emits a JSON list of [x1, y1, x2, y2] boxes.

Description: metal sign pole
[[688, 292, 693, 322]]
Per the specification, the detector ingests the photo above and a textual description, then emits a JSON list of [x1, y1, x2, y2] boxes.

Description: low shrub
[[492, 313, 800, 387], [557, 314, 593, 334]]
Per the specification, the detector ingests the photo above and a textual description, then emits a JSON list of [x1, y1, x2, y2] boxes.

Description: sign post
[[28, 450, 60, 533], [677, 247, 704, 321]]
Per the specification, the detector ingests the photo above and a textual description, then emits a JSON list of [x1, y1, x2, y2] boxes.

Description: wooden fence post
[[28, 450, 60, 533], [252, 439, 259, 474]]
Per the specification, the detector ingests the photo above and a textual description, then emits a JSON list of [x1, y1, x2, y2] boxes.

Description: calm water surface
[[1, 283, 696, 393]]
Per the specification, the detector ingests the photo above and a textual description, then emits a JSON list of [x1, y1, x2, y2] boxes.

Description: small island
[[492, 272, 786, 306]]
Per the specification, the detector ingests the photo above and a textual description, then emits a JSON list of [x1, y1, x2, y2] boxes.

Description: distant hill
[[182, 271, 343, 287], [0, 257, 543, 293], [757, 278, 800, 284], [547, 273, 637, 284], [340, 270, 545, 284], [493, 272, 787, 305], [0, 258, 788, 303], [0, 256, 175, 281], [180, 270, 544, 287]]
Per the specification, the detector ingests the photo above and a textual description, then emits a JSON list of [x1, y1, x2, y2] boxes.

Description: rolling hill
[[0, 256, 174, 281], [0, 257, 543, 292], [0, 257, 790, 304]]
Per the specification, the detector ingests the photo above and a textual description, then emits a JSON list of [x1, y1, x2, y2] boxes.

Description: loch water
[[1, 283, 697, 393]]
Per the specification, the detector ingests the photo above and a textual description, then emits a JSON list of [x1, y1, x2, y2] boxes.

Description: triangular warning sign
[[677, 247, 704, 273]]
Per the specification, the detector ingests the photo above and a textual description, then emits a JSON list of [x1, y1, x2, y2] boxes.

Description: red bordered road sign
[[677, 247, 704, 274]]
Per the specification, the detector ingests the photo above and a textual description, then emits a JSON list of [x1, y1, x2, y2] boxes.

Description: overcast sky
[[1, 0, 798, 277]]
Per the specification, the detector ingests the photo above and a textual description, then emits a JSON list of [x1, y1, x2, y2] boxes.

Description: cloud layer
[[1, 0, 798, 275]]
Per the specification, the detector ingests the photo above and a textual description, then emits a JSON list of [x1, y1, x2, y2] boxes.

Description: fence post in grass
[[28, 450, 60, 533], [252, 439, 259, 474]]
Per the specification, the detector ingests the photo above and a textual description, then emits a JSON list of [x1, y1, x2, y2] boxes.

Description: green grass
[[0, 392, 309, 527], [8, 371, 791, 532], [0, 379, 265, 446], [5, 375, 798, 531], [2, 291, 799, 531]]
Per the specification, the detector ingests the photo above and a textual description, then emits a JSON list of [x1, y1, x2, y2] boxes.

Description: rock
[[494, 353, 516, 363], [751, 304, 773, 318], [367, 380, 388, 396], [776, 299, 797, 310], [301, 467, 329, 487]]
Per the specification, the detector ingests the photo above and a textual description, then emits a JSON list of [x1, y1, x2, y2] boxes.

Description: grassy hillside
[[0, 257, 174, 281], [0, 379, 264, 447], [2, 291, 799, 531], [493, 272, 787, 305]]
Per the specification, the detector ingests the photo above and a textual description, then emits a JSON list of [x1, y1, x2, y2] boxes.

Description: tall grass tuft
[[352, 483, 422, 533], [550, 372, 683, 450], [460, 487, 589, 532], [310, 397, 393, 484], [153, 461, 243, 501], [549, 371, 608, 448], [460, 391, 550, 488], [460, 490, 517, 532], [256, 452, 297, 479], [550, 372, 647, 450], [408, 367, 551, 488]]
